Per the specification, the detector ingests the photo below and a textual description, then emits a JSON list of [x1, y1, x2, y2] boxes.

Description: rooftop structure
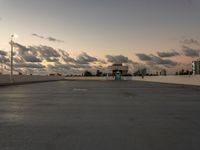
[[108, 64, 128, 76]]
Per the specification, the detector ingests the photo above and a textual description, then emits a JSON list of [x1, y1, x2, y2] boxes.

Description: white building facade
[[192, 59, 200, 75]]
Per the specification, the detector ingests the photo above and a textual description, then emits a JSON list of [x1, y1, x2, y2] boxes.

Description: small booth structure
[[108, 64, 128, 80]]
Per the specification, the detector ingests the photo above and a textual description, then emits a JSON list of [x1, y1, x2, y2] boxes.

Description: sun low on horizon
[[1, 0, 200, 75]]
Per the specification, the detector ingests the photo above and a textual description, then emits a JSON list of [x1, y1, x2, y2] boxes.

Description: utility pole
[[10, 34, 18, 82]]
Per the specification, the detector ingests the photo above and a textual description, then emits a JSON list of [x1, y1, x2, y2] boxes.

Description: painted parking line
[[72, 88, 88, 91]]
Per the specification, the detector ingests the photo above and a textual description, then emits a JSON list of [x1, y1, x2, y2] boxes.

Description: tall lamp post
[[10, 34, 18, 83], [0, 56, 3, 74]]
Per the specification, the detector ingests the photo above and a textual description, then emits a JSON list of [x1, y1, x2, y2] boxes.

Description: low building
[[160, 69, 167, 76], [108, 64, 128, 76], [192, 59, 200, 75], [134, 68, 166, 76], [134, 68, 147, 76]]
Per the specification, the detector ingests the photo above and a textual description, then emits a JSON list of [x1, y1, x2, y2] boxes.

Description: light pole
[[10, 34, 18, 83], [0, 56, 3, 74]]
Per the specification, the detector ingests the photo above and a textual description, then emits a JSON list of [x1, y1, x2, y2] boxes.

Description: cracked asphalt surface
[[0, 81, 200, 150]]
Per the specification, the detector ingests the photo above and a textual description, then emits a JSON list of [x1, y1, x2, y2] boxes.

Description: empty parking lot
[[0, 81, 200, 150]]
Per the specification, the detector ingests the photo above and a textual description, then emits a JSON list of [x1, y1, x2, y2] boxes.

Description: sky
[[0, 0, 200, 75]]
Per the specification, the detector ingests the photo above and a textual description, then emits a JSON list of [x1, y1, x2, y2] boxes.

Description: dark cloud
[[76, 52, 98, 64], [46, 57, 60, 63], [24, 55, 42, 63], [47, 37, 64, 43], [1, 42, 110, 75], [14, 63, 45, 69], [180, 38, 200, 46], [12, 42, 75, 64], [150, 55, 177, 67], [28, 45, 61, 63], [0, 55, 10, 63], [32, 33, 64, 43], [34, 45, 61, 58], [47, 64, 86, 75], [157, 50, 180, 58], [32, 33, 44, 39], [9, 42, 98, 74], [14, 57, 24, 63], [13, 43, 42, 63], [58, 49, 76, 63], [71, 64, 90, 69], [136, 53, 177, 67], [0, 50, 7, 56], [136, 54, 152, 61], [52, 64, 71, 70], [182, 46, 200, 57], [106, 55, 133, 64]]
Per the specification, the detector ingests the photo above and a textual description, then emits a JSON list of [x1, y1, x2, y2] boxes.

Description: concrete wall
[[65, 75, 200, 86], [131, 75, 200, 86], [2, 75, 199, 86], [0, 75, 64, 86], [65, 76, 114, 81]]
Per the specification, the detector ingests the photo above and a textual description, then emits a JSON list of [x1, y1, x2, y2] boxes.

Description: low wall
[[0, 75, 64, 86], [131, 75, 200, 86], [65, 76, 200, 86], [2, 75, 198, 86], [65, 76, 114, 81]]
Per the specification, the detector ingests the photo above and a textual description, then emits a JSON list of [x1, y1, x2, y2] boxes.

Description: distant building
[[160, 69, 167, 76], [134, 68, 167, 76], [108, 64, 128, 76], [192, 59, 200, 75], [96, 70, 104, 76]]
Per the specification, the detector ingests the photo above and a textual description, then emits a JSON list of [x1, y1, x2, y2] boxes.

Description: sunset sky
[[0, 0, 200, 75]]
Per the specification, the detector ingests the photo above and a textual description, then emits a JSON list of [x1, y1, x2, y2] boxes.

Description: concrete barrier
[[65, 76, 114, 81], [131, 75, 200, 86], [65, 75, 200, 86], [2, 75, 198, 86], [0, 75, 64, 86]]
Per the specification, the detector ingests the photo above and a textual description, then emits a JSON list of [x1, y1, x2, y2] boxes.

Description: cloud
[[32, 33, 64, 43], [14, 57, 24, 63], [12, 42, 75, 64], [32, 33, 44, 39], [182, 46, 200, 57], [29, 45, 61, 62], [14, 63, 45, 69], [136, 54, 152, 61], [47, 64, 88, 75], [0, 50, 7, 56], [150, 55, 178, 67], [13, 43, 42, 62], [9, 42, 99, 74], [136, 53, 177, 67], [76, 52, 98, 64], [24, 55, 42, 63], [35, 45, 61, 58], [58, 49, 76, 63], [0, 55, 10, 63], [71, 64, 90, 69], [157, 50, 180, 58], [106, 55, 134, 64], [47, 37, 64, 43], [46, 57, 60, 63], [2, 42, 107, 75], [180, 38, 200, 46]]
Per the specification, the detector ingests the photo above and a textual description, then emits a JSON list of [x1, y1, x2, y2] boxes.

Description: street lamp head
[[11, 34, 18, 39]]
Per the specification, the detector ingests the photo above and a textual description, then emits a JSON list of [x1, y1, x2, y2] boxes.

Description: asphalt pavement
[[0, 81, 200, 150]]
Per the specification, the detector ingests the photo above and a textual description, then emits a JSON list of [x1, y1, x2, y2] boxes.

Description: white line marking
[[73, 88, 88, 91]]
